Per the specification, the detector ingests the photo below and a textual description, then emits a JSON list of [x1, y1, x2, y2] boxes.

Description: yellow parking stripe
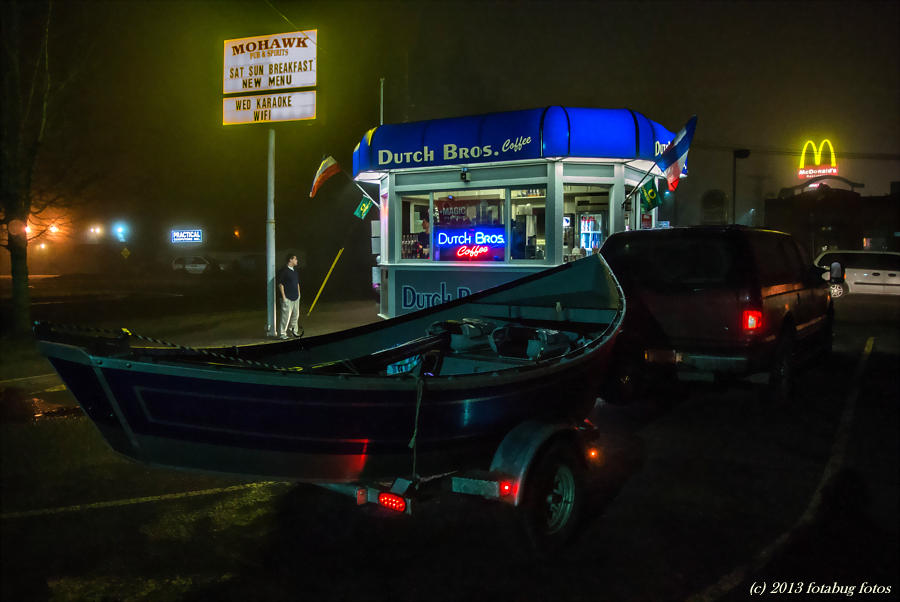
[[1, 481, 289, 520], [0, 373, 57, 385]]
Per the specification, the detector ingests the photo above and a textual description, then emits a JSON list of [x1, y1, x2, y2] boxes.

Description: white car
[[814, 250, 900, 297], [172, 256, 223, 275]]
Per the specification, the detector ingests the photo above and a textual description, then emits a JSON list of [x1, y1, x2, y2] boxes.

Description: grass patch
[[0, 418, 245, 513], [0, 336, 53, 380]]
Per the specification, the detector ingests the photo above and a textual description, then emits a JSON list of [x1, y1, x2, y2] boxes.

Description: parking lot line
[[687, 336, 875, 602], [0, 481, 289, 521], [0, 373, 57, 385]]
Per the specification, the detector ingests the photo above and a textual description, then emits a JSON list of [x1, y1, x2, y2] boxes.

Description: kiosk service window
[[510, 187, 546, 260], [399, 186, 553, 263], [401, 194, 430, 260], [434, 188, 504, 262]]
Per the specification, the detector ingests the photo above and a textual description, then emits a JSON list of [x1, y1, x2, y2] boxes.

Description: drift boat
[[35, 255, 624, 482]]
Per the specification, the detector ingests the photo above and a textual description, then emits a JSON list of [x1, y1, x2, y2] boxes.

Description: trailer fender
[[489, 420, 580, 506]]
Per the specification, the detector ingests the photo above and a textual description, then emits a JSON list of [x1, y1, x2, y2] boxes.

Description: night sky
[[21, 0, 900, 274]]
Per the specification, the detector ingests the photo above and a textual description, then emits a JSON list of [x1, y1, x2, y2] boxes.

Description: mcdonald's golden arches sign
[[798, 139, 838, 179]]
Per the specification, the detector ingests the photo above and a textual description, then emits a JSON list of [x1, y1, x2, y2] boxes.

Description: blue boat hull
[[36, 255, 624, 482]]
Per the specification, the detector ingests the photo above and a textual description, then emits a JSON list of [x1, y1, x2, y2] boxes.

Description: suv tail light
[[742, 310, 763, 332]]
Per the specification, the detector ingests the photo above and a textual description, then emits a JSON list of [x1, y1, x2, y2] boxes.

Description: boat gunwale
[[38, 318, 620, 393]]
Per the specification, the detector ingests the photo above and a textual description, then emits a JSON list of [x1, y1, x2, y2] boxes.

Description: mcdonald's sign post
[[798, 139, 839, 179]]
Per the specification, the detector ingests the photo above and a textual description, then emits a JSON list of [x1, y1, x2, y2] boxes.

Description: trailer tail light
[[378, 492, 407, 513], [742, 310, 763, 332]]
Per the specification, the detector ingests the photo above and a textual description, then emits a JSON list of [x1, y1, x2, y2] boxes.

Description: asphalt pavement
[[0, 285, 897, 600]]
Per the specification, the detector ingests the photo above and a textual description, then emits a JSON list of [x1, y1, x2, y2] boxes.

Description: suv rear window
[[602, 232, 740, 290], [748, 232, 805, 286]]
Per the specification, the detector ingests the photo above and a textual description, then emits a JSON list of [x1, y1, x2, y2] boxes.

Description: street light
[[732, 149, 750, 224], [112, 221, 129, 242]]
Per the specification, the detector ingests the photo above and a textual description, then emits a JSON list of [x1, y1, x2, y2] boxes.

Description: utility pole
[[380, 77, 385, 125], [732, 149, 750, 223]]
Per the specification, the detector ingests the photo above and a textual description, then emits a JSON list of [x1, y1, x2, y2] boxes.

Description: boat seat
[[310, 332, 450, 376], [427, 318, 496, 352], [488, 324, 572, 361]]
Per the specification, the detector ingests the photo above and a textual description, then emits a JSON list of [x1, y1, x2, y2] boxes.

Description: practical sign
[[223, 30, 317, 94], [171, 229, 202, 243], [223, 91, 316, 125], [798, 139, 838, 179], [434, 226, 506, 261]]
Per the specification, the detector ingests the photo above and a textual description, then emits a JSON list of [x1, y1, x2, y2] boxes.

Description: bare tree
[[1, 1, 96, 336], [0, 1, 54, 335]]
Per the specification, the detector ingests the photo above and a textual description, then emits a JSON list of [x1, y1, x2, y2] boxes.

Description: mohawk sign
[[222, 30, 317, 125], [798, 139, 838, 179]]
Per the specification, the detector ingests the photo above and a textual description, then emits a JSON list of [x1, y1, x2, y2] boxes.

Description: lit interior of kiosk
[[353, 106, 684, 317]]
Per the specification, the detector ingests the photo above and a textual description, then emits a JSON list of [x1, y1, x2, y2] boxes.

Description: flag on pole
[[309, 155, 379, 221], [353, 197, 374, 220], [655, 115, 697, 192], [309, 156, 341, 198], [639, 180, 660, 212]]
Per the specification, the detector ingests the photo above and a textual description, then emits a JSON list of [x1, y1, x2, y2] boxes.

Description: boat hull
[[37, 255, 625, 482], [44, 334, 616, 482]]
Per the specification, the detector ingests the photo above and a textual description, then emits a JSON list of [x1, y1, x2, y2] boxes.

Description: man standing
[[277, 253, 302, 339]]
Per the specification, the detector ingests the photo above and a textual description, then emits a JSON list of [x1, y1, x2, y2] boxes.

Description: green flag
[[353, 197, 373, 220], [639, 180, 660, 212]]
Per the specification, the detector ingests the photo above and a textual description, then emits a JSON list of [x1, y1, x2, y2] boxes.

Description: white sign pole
[[266, 128, 276, 337], [222, 30, 316, 336]]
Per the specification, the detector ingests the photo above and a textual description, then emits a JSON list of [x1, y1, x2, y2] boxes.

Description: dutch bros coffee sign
[[798, 139, 838, 178], [434, 226, 506, 261]]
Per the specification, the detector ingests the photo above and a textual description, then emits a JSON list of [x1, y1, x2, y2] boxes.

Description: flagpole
[[353, 181, 380, 209], [623, 161, 658, 207], [307, 247, 344, 316]]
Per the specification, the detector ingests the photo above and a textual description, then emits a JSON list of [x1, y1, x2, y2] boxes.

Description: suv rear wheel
[[768, 329, 796, 403], [602, 348, 645, 405]]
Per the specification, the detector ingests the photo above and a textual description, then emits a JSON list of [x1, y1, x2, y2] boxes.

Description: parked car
[[813, 250, 900, 297], [171, 256, 223, 275], [599, 226, 833, 403]]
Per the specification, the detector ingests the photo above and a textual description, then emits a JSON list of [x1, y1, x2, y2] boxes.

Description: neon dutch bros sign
[[435, 226, 506, 261]]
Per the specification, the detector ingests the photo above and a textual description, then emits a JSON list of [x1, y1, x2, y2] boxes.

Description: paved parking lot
[[1, 287, 897, 600]]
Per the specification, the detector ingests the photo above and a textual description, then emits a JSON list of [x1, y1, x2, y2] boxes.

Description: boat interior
[[35, 256, 624, 379]]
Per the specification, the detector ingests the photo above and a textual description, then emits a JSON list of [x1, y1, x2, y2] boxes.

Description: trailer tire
[[520, 439, 584, 555]]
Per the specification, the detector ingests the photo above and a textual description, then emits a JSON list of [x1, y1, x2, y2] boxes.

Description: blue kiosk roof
[[352, 106, 676, 176]]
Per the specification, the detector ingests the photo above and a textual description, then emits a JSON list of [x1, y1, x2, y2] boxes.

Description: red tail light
[[742, 310, 763, 332], [378, 492, 407, 512], [499, 480, 515, 497]]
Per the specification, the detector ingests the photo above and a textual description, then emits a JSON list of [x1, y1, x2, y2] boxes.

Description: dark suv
[[599, 226, 833, 402]]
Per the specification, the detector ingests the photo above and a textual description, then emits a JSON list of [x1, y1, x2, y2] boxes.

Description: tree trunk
[[7, 231, 32, 337]]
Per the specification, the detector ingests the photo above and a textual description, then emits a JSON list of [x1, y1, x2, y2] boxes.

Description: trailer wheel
[[520, 440, 584, 554]]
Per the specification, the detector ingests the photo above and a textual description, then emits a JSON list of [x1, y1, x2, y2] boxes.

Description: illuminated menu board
[[434, 226, 506, 262]]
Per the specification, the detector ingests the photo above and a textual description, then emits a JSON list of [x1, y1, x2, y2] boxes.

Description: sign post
[[222, 30, 317, 336], [266, 128, 276, 336]]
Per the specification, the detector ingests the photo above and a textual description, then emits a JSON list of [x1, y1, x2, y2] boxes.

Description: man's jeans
[[278, 296, 301, 336]]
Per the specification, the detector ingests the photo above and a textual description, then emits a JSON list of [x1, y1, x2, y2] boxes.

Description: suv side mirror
[[829, 261, 844, 284]]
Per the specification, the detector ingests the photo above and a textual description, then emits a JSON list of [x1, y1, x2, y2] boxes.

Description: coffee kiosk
[[352, 106, 684, 317]]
